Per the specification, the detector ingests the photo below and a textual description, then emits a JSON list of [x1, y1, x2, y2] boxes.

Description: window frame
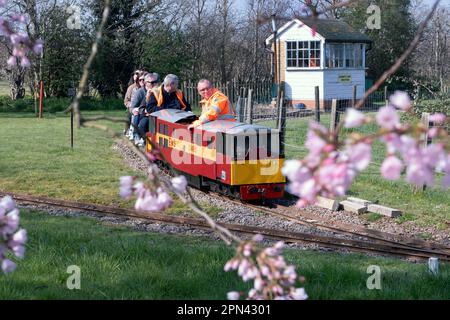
[[325, 42, 366, 69], [286, 40, 322, 70]]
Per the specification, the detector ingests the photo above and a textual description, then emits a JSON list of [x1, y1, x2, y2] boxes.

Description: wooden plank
[[316, 196, 339, 211], [347, 197, 373, 207], [368, 204, 402, 218], [340, 200, 367, 214]]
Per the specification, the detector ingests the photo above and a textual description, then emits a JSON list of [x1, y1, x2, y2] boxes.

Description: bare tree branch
[[354, 0, 441, 109]]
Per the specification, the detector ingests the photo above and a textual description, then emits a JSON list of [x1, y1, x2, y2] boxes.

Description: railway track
[[216, 194, 450, 254], [2, 191, 450, 262]]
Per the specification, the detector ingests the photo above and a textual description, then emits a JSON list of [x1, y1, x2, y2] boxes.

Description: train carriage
[[146, 109, 285, 201]]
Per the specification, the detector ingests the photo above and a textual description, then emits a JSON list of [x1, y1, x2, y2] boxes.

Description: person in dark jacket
[[146, 74, 191, 114], [135, 73, 161, 146]]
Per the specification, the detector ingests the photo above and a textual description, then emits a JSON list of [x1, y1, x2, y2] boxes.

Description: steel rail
[[2, 191, 450, 262], [207, 193, 450, 256]]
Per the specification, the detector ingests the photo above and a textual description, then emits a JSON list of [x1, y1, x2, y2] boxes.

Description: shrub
[[0, 96, 125, 113], [401, 99, 450, 131]]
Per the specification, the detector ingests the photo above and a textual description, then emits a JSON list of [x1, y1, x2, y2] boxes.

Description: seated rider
[[146, 74, 191, 114]]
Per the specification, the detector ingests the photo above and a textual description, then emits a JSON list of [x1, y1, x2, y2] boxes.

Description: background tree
[[340, 0, 417, 85]]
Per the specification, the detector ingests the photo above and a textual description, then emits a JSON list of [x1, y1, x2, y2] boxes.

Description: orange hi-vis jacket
[[198, 89, 235, 124], [155, 85, 187, 110]]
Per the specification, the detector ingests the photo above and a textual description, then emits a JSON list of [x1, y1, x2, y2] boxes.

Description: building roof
[[265, 18, 372, 44]]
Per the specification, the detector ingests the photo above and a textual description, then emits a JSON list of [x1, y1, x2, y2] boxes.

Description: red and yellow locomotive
[[146, 109, 285, 200]]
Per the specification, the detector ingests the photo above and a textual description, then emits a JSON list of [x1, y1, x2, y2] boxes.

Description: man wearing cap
[[188, 79, 235, 129]]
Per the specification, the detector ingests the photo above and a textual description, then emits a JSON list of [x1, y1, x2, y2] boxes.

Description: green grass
[[1, 210, 449, 299], [0, 111, 219, 216], [261, 115, 450, 228], [0, 111, 135, 205]]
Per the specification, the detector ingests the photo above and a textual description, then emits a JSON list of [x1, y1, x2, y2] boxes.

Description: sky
[[233, 0, 450, 13]]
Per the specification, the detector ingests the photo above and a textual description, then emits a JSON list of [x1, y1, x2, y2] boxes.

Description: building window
[[325, 43, 364, 68], [286, 41, 321, 68]]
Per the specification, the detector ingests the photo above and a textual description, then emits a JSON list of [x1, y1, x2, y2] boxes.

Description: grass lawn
[[0, 210, 448, 299], [261, 115, 450, 229], [0, 111, 215, 215]]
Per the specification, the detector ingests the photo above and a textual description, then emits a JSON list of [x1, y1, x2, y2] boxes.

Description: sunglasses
[[139, 79, 145, 82], [146, 81, 158, 85]]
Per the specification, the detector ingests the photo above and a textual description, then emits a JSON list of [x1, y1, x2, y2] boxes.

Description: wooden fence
[[180, 78, 273, 108]]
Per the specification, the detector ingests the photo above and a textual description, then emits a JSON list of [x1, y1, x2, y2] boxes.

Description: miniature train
[[145, 109, 286, 201]]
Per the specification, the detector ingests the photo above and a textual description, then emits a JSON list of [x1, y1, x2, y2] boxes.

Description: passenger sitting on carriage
[[146, 74, 191, 114]]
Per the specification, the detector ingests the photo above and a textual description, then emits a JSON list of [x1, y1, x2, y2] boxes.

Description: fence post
[[418, 112, 431, 192], [330, 99, 340, 134], [278, 83, 286, 156], [352, 85, 357, 108], [384, 86, 388, 106], [39, 80, 44, 118], [246, 89, 253, 124], [315, 86, 320, 123], [70, 109, 74, 150]]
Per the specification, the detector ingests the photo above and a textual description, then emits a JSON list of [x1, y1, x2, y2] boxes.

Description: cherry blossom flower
[[171, 176, 188, 193], [344, 108, 366, 128], [225, 235, 307, 300], [0, 7, 43, 68], [381, 156, 403, 180], [1, 195, 26, 275], [389, 91, 412, 110], [429, 113, 446, 124], [376, 106, 400, 130], [227, 291, 240, 300]]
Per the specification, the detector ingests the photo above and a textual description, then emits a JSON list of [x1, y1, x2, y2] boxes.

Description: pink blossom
[[406, 162, 434, 187], [376, 106, 400, 130], [282, 160, 311, 183], [298, 178, 318, 202], [1, 259, 16, 274], [171, 176, 187, 193], [429, 113, 446, 124], [389, 91, 412, 110], [227, 291, 240, 300], [344, 108, 366, 128], [20, 56, 30, 67], [33, 40, 44, 54], [347, 143, 372, 171], [12, 229, 27, 244], [252, 234, 263, 242], [12, 245, 25, 259], [6, 56, 16, 66], [291, 288, 308, 300], [381, 156, 403, 180], [0, 195, 16, 211], [305, 122, 327, 155], [428, 128, 439, 139], [119, 176, 134, 198]]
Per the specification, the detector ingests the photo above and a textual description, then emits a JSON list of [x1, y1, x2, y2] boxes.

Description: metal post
[[39, 80, 44, 118], [247, 89, 253, 124], [71, 109, 74, 150], [352, 85, 357, 108], [315, 86, 320, 123], [278, 82, 286, 156], [419, 112, 431, 191], [384, 86, 388, 106]]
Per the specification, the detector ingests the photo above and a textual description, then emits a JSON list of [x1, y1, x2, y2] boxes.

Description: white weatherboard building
[[265, 18, 372, 109]]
